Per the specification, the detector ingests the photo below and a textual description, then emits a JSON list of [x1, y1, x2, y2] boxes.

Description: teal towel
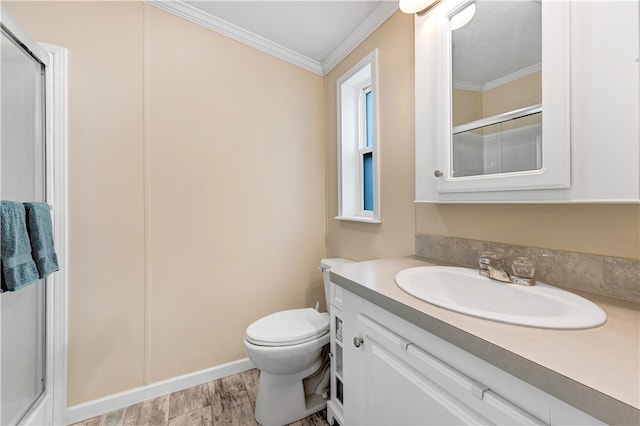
[[1, 201, 40, 292], [24, 202, 59, 279]]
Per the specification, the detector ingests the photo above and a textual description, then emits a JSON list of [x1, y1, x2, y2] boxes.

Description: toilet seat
[[246, 308, 329, 347]]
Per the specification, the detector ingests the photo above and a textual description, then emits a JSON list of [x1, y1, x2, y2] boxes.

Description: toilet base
[[254, 358, 327, 426]]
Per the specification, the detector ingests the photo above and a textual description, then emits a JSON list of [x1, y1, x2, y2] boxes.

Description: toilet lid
[[245, 308, 329, 347]]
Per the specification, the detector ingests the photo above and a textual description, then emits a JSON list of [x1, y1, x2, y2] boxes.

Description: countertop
[[330, 256, 640, 425]]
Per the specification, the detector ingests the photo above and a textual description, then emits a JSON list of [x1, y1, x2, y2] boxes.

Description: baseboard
[[65, 358, 255, 425]]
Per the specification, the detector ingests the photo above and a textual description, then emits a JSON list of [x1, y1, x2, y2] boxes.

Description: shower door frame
[[0, 9, 68, 426]]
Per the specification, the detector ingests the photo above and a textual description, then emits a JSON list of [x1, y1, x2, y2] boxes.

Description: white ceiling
[[148, 0, 399, 75], [452, 0, 541, 89]]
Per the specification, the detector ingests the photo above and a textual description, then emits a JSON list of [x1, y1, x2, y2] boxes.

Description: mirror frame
[[415, 0, 571, 199]]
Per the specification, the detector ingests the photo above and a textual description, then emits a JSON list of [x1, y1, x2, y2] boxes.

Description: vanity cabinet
[[414, 0, 639, 202], [334, 286, 604, 426]]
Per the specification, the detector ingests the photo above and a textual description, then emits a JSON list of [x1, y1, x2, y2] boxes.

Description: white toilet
[[243, 258, 352, 426]]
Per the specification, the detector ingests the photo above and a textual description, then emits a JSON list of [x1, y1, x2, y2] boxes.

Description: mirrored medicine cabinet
[[415, 0, 572, 201], [451, 0, 542, 178]]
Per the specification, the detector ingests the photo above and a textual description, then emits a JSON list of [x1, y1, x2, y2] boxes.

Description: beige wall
[[483, 71, 542, 131], [482, 71, 542, 117], [325, 11, 416, 261], [5, 1, 326, 405], [416, 204, 640, 260], [452, 88, 482, 126], [453, 71, 542, 126], [144, 6, 326, 383]]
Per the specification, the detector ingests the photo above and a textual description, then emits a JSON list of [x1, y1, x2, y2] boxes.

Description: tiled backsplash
[[415, 233, 640, 303]]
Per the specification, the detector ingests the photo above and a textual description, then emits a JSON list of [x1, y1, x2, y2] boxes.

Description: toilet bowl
[[243, 309, 330, 426], [243, 258, 352, 426]]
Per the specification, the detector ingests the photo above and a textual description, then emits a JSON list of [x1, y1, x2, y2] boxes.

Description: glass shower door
[[0, 24, 47, 425]]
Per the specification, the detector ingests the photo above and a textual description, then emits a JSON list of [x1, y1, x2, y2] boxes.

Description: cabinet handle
[[353, 336, 364, 348], [434, 169, 444, 178]]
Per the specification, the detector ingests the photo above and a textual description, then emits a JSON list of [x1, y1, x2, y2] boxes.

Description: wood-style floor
[[71, 369, 329, 426]]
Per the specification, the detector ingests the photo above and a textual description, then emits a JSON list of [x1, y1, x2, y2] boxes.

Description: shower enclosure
[[1, 12, 53, 425]]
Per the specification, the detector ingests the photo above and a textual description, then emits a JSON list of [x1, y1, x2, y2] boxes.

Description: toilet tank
[[319, 258, 353, 310]]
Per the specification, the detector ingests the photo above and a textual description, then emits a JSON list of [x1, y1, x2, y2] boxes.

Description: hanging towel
[[1, 201, 40, 292], [23, 202, 59, 279]]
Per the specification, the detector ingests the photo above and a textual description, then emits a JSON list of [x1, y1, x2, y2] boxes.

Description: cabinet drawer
[[358, 314, 544, 425]]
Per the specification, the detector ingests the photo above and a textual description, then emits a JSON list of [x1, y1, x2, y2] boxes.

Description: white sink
[[395, 266, 607, 329]]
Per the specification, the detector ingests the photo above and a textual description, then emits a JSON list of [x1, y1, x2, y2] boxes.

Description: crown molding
[[454, 63, 542, 92], [452, 80, 484, 91], [483, 62, 541, 91], [145, 0, 397, 77], [322, 1, 398, 74], [145, 0, 324, 75]]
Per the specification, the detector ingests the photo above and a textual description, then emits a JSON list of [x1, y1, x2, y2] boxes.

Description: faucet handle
[[478, 252, 497, 265], [511, 257, 535, 278], [479, 253, 508, 268], [511, 257, 536, 286], [479, 252, 501, 277]]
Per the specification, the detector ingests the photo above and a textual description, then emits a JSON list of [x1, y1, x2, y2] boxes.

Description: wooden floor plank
[[69, 415, 101, 426], [121, 403, 142, 426], [169, 383, 211, 419], [219, 373, 247, 394], [102, 408, 126, 426], [167, 406, 213, 426], [286, 409, 329, 426], [123, 395, 169, 426], [217, 375, 257, 426], [206, 379, 222, 425], [211, 379, 234, 426], [240, 368, 260, 410], [304, 410, 330, 425], [229, 390, 257, 426]]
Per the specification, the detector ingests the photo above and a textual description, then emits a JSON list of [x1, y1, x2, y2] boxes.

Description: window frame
[[359, 86, 373, 212], [336, 49, 380, 223]]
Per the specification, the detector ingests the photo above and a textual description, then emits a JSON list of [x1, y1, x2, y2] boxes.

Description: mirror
[[450, 1, 542, 178]]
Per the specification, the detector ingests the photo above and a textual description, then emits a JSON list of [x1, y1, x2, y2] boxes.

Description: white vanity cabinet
[[334, 287, 604, 426], [414, 0, 639, 203]]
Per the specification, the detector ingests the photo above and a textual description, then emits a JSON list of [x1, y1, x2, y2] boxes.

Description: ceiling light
[[450, 3, 476, 30], [399, 0, 442, 16]]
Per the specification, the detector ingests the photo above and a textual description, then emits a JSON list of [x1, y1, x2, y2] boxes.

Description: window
[[336, 49, 380, 223]]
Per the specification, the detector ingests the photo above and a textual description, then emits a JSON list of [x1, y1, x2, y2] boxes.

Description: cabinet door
[[415, 0, 639, 203], [415, 0, 570, 200], [351, 314, 543, 425]]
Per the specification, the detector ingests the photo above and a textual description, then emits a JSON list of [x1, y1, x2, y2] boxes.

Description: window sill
[[334, 216, 381, 224]]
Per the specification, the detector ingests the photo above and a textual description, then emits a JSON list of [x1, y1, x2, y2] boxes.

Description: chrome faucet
[[479, 255, 536, 286], [479, 257, 511, 282]]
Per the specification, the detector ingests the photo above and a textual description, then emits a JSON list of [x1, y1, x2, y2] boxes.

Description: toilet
[[243, 258, 352, 426]]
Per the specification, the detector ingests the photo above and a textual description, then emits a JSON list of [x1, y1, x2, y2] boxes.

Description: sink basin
[[395, 266, 607, 329]]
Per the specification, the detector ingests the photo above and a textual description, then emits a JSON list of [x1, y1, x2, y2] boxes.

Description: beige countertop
[[330, 256, 640, 425]]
